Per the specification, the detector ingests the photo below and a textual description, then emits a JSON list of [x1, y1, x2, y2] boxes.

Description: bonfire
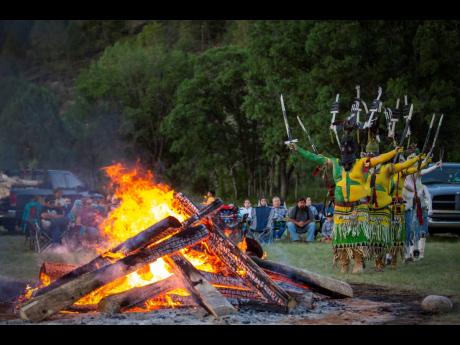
[[17, 163, 352, 322]]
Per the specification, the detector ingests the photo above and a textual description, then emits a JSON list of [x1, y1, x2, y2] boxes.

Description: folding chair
[[21, 202, 51, 253], [25, 219, 52, 253], [247, 206, 273, 244]]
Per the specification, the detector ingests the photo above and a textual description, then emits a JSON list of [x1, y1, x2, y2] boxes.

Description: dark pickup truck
[[0, 169, 103, 233]]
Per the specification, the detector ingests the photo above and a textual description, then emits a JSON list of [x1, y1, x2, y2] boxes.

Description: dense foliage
[[1, 20, 459, 201]]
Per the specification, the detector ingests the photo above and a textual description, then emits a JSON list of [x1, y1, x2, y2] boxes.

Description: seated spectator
[[203, 190, 216, 205], [238, 199, 253, 221], [306, 197, 319, 219], [21, 195, 44, 233], [46, 188, 71, 216], [267, 196, 288, 239], [40, 200, 70, 245], [320, 212, 333, 243], [286, 197, 316, 243], [75, 197, 101, 243], [258, 197, 268, 207]]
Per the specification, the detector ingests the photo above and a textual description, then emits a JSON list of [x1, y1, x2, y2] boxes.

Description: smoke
[[42, 244, 98, 266]]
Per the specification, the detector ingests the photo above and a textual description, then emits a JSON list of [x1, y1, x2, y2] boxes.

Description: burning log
[[34, 216, 181, 297], [19, 224, 209, 322], [166, 254, 237, 317], [251, 257, 353, 298], [207, 225, 296, 312], [215, 287, 262, 301], [39, 262, 78, 286], [200, 272, 250, 290], [98, 276, 179, 314], [128, 294, 197, 312], [34, 199, 222, 298]]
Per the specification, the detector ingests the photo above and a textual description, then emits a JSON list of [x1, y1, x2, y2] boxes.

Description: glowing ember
[[237, 238, 247, 252], [74, 258, 173, 306]]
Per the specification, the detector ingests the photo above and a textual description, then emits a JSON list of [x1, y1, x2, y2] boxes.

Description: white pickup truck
[[423, 163, 460, 231]]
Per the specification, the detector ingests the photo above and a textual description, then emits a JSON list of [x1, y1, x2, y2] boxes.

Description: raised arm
[[369, 147, 402, 167], [393, 155, 420, 173], [295, 145, 330, 165], [420, 161, 442, 176], [404, 157, 432, 176]]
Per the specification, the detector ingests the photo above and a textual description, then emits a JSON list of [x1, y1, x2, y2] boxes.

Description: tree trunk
[[269, 158, 275, 197], [229, 166, 238, 200], [295, 172, 298, 201], [247, 167, 251, 198], [279, 158, 288, 201]]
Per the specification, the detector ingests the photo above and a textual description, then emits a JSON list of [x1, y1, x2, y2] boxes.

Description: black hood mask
[[340, 135, 358, 171]]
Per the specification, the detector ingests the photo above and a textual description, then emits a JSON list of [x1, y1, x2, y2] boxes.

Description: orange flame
[[98, 163, 188, 249]]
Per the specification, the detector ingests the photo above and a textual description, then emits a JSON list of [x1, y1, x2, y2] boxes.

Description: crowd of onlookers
[[21, 188, 117, 250], [204, 190, 334, 244], [23, 188, 333, 251]]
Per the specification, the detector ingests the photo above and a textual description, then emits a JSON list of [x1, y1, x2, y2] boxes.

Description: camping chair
[[22, 202, 52, 253], [247, 206, 273, 244]]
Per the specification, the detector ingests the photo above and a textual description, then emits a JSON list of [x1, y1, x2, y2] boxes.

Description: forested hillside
[[1, 20, 459, 202]]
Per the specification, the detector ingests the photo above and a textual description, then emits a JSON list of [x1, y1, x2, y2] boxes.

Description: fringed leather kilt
[[389, 202, 405, 260], [368, 205, 392, 260], [332, 203, 370, 261]]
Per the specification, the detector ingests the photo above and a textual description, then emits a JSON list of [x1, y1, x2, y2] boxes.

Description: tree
[[76, 34, 192, 172], [162, 46, 257, 199]]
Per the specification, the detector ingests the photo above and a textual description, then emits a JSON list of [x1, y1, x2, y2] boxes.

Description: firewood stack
[[18, 194, 352, 322]]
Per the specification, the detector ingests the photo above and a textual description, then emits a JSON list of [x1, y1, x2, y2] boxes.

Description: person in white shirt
[[239, 199, 253, 221], [403, 158, 442, 261]]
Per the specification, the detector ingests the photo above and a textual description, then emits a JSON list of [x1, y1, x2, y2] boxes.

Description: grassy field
[[265, 235, 460, 323], [0, 232, 459, 323]]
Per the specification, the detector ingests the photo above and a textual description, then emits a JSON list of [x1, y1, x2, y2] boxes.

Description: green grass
[[265, 236, 460, 323], [0, 235, 97, 282], [266, 238, 460, 296]]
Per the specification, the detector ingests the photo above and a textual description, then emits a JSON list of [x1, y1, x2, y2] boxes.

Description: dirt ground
[[0, 279, 445, 325]]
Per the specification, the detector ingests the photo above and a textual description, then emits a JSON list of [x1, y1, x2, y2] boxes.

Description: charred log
[[98, 276, 179, 314], [251, 257, 353, 298], [207, 224, 295, 311], [166, 254, 237, 317]]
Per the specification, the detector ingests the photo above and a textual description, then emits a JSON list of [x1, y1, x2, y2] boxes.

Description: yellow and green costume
[[367, 156, 419, 261], [295, 146, 399, 260]]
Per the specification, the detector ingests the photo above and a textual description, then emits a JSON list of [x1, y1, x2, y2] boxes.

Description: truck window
[[64, 173, 84, 189], [49, 172, 67, 189]]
